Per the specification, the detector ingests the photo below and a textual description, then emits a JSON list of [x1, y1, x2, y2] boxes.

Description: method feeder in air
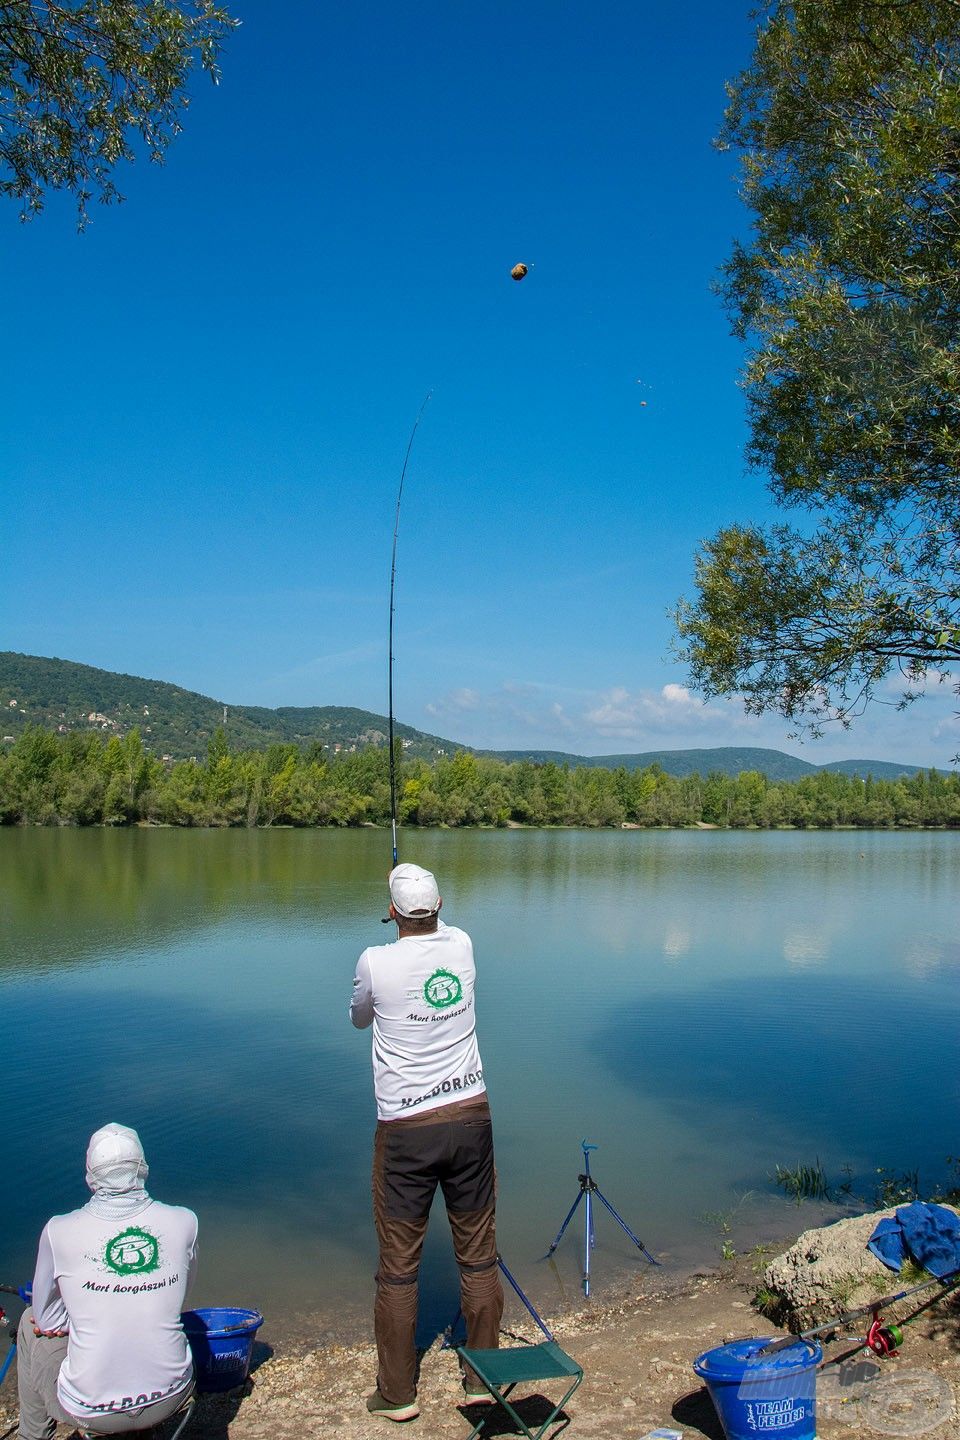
[[510, 263, 528, 281]]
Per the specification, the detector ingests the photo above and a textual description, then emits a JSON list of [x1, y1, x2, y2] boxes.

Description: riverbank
[[3, 724, 956, 828], [3, 1248, 957, 1440]]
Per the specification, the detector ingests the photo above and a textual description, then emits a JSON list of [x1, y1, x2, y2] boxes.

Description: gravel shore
[[2, 1252, 958, 1440]]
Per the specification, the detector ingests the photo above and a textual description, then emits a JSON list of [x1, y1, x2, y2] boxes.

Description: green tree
[[676, 0, 960, 735], [728, 769, 767, 827], [0, 1, 235, 223], [508, 761, 548, 825], [99, 727, 155, 822], [702, 771, 734, 827], [207, 725, 230, 769], [157, 758, 209, 825], [758, 783, 787, 829], [538, 762, 569, 822]]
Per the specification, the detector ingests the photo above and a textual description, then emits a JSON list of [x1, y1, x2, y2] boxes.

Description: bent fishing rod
[[386, 393, 431, 872], [758, 1265, 960, 1356]]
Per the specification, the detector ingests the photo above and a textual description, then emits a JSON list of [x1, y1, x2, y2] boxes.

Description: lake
[[1, 828, 957, 1347]]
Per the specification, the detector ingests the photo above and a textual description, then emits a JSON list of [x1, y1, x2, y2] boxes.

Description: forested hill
[[0, 652, 460, 761], [481, 746, 923, 782], [0, 652, 926, 779]]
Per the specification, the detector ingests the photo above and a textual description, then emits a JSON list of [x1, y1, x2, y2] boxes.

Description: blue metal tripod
[[544, 1141, 659, 1296]]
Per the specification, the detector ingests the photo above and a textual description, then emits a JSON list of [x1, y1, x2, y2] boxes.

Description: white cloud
[[932, 711, 960, 741], [549, 702, 574, 731], [422, 674, 959, 765], [583, 683, 733, 739], [425, 679, 762, 751], [426, 687, 481, 715]]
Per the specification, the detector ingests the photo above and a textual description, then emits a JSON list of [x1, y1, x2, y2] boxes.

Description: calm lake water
[[1, 828, 958, 1347]]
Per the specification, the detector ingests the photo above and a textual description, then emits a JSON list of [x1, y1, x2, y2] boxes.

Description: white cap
[[389, 863, 441, 918], [85, 1122, 149, 1193]]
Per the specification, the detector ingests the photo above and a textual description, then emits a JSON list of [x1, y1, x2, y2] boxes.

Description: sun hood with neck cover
[[85, 1122, 151, 1219]]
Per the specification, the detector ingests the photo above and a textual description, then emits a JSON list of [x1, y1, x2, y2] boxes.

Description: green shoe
[[366, 1388, 420, 1422], [463, 1390, 496, 1406]]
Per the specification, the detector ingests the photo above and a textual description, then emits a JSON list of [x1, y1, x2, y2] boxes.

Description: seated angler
[[17, 1123, 198, 1440]]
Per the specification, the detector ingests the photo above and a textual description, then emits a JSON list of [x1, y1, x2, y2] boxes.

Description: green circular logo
[[104, 1227, 160, 1276], [423, 968, 463, 1009]]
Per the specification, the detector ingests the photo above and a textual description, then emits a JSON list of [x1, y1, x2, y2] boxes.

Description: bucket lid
[[181, 1307, 263, 1336], [693, 1336, 821, 1381]]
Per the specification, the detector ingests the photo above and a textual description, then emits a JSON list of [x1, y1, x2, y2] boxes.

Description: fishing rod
[[387, 393, 431, 870], [832, 1268, 960, 1361], [758, 1266, 960, 1356], [0, 1286, 27, 1389]]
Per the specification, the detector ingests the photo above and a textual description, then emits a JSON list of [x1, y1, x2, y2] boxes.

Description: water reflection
[[663, 924, 692, 960], [783, 931, 828, 966], [902, 933, 956, 977], [594, 971, 960, 1172]]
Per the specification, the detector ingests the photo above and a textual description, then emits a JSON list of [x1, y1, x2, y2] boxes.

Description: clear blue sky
[[3, 1, 956, 765]]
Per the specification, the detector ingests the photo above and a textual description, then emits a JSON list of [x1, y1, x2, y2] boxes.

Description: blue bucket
[[693, 1336, 821, 1440], [181, 1307, 264, 1393]]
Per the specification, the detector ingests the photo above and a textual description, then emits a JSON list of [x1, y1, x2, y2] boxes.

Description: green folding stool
[[455, 1340, 584, 1440]]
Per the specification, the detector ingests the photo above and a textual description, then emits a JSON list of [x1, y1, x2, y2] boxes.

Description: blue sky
[[3, 1, 957, 765]]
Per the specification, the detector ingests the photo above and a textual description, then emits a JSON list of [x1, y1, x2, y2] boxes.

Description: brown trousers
[[372, 1096, 503, 1405]]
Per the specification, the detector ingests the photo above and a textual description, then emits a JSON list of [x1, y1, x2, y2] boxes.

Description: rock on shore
[[762, 1206, 960, 1332]]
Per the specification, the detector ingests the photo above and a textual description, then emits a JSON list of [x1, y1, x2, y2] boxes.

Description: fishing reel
[[867, 1316, 903, 1356]]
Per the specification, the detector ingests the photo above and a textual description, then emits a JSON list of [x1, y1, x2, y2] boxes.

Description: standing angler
[[351, 862, 503, 1421]]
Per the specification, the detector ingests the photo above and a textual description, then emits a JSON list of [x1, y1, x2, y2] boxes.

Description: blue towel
[[868, 1201, 960, 1279]]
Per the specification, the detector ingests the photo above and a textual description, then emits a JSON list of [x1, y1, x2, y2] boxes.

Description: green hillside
[[483, 745, 923, 781], [0, 653, 461, 761], [0, 653, 927, 779]]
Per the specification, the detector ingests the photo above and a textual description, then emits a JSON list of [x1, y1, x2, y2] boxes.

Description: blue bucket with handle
[[693, 1336, 821, 1440], [181, 1307, 263, 1393]]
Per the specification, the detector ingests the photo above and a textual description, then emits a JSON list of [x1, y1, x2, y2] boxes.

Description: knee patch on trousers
[[458, 1256, 498, 1274]]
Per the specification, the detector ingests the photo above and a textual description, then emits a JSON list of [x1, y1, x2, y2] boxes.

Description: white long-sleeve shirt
[[32, 1198, 197, 1419], [351, 921, 486, 1120]]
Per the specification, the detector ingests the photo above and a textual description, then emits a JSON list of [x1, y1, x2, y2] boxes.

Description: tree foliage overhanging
[[676, 0, 960, 733], [0, 0, 235, 222], [2, 727, 957, 829]]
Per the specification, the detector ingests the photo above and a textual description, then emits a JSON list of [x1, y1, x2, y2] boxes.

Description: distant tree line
[[1, 728, 958, 830]]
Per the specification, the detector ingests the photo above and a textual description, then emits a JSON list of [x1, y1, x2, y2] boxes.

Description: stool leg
[[166, 1396, 196, 1440]]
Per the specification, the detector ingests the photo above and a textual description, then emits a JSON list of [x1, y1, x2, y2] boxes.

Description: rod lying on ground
[[757, 1267, 960, 1355]]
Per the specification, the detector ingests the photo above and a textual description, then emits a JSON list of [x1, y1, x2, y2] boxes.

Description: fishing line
[[386, 393, 431, 876]]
